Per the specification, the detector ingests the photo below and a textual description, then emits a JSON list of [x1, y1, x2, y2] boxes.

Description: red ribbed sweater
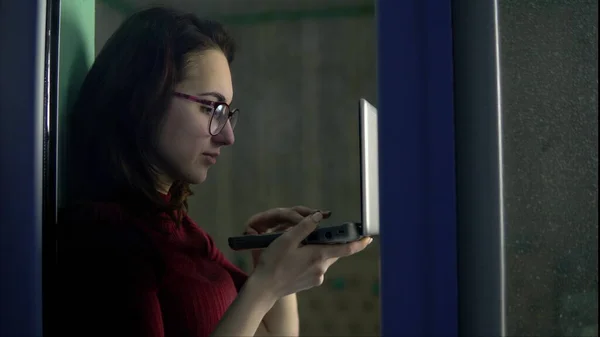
[[58, 200, 248, 337]]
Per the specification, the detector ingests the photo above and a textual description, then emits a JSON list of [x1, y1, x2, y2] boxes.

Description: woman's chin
[[182, 166, 209, 185]]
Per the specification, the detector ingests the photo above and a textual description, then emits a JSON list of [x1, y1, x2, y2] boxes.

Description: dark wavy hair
[[66, 7, 235, 221]]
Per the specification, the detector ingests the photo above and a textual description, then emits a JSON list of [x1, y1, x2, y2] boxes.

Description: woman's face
[[156, 49, 235, 191]]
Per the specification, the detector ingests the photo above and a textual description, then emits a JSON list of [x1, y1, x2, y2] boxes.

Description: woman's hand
[[243, 206, 332, 267], [249, 212, 372, 300]]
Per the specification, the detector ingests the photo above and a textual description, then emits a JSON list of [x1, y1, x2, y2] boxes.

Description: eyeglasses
[[173, 92, 239, 136]]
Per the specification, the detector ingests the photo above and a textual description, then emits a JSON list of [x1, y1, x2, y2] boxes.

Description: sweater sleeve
[[58, 204, 165, 337], [205, 232, 249, 291]]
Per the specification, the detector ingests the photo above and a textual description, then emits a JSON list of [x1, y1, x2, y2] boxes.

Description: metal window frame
[[453, 0, 506, 336], [0, 0, 48, 335]]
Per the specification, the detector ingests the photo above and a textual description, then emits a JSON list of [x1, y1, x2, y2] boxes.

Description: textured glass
[[499, 1, 598, 336]]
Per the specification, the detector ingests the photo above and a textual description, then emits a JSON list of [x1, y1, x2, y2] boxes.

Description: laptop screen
[[359, 98, 380, 236]]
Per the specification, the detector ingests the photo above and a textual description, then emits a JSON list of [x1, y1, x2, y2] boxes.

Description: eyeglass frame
[[172, 91, 239, 136]]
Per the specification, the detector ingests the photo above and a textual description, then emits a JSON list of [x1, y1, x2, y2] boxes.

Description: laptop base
[[228, 222, 364, 251]]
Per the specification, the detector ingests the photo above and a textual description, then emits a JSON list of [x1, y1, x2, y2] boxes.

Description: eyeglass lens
[[210, 104, 237, 134]]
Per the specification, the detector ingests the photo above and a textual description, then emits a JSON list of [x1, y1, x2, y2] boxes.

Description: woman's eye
[[200, 106, 213, 114]]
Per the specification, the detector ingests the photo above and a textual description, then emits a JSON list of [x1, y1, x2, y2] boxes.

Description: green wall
[[98, 0, 374, 25], [58, 0, 95, 206]]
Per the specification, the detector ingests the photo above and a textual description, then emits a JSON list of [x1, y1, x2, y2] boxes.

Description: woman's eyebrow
[[197, 91, 226, 102]]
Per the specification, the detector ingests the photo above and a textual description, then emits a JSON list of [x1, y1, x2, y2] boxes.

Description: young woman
[[58, 7, 371, 337]]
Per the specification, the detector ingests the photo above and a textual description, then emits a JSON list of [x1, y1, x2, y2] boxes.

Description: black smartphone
[[228, 222, 363, 251]]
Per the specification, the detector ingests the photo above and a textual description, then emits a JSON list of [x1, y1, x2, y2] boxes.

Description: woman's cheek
[[175, 114, 209, 158], [163, 105, 210, 160]]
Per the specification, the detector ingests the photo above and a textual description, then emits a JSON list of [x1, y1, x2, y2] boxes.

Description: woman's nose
[[213, 121, 235, 146]]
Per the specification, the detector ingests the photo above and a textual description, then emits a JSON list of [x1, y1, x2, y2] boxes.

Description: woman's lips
[[202, 152, 219, 164]]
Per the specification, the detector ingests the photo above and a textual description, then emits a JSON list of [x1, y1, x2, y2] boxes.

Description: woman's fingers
[[290, 205, 314, 215], [246, 208, 304, 233], [291, 206, 332, 218], [244, 227, 259, 235], [246, 206, 331, 234], [276, 212, 323, 247], [308, 237, 373, 260]]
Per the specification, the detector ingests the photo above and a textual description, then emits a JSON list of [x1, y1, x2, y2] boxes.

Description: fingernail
[[311, 212, 323, 222], [322, 210, 332, 215], [368, 238, 374, 245]]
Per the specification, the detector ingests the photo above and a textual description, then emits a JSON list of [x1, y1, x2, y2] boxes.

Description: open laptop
[[228, 98, 379, 250]]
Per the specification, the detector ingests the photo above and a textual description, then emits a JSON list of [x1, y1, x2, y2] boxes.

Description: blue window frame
[[377, 1, 458, 336]]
